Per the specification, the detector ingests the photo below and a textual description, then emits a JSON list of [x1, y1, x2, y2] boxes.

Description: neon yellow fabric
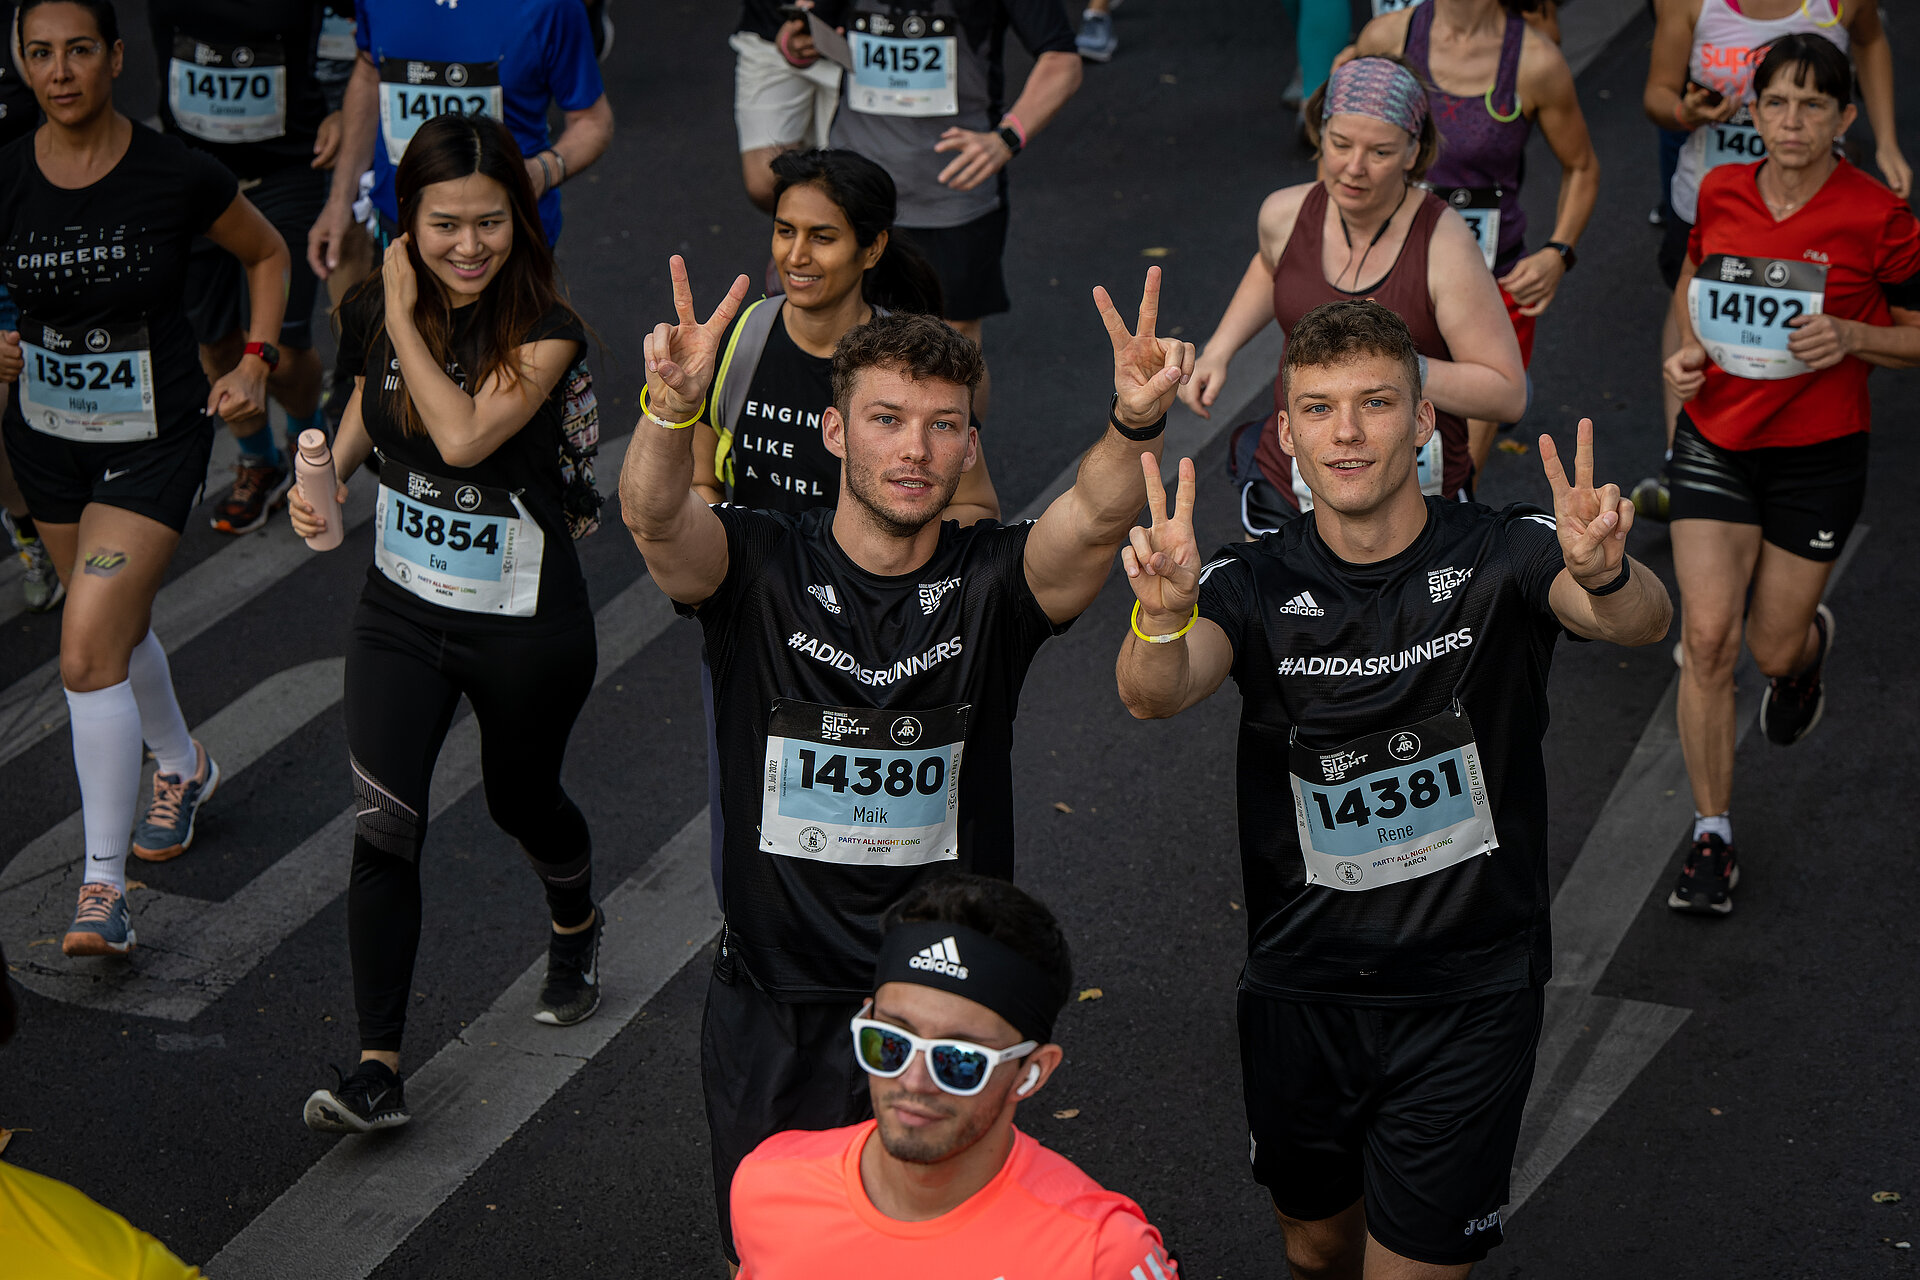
[[0, 1160, 203, 1279]]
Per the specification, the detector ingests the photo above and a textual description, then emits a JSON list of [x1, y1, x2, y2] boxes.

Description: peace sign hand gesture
[[1122, 454, 1202, 626], [644, 255, 751, 424], [1539, 418, 1633, 589], [1094, 265, 1196, 433]]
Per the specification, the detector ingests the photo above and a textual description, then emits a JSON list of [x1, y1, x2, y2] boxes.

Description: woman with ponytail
[[690, 147, 999, 522]]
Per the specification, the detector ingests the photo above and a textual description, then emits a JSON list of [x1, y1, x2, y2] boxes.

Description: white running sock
[[1693, 812, 1733, 845], [127, 629, 196, 778], [66, 681, 144, 891]]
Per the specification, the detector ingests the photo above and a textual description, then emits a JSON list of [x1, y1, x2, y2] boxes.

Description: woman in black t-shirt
[[289, 113, 599, 1136], [0, 0, 289, 959]]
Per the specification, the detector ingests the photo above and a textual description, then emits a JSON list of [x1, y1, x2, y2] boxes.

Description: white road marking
[[1507, 527, 1869, 1214]]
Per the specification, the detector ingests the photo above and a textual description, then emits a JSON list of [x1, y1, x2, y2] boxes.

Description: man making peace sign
[[621, 258, 1192, 1269], [1115, 300, 1670, 1279]]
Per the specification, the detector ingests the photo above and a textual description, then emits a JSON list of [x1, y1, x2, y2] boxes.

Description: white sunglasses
[[849, 1002, 1037, 1098]]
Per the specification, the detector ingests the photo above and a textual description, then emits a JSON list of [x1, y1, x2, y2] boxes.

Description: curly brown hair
[[830, 312, 984, 419], [1281, 299, 1423, 403]]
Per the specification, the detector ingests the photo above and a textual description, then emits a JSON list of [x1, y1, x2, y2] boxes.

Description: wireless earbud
[[1016, 1063, 1041, 1096]]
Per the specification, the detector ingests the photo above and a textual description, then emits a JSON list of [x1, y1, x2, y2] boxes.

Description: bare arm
[[1113, 454, 1236, 718], [309, 53, 379, 278], [689, 421, 728, 507], [1846, 2, 1909, 198], [530, 94, 614, 197], [1024, 267, 1194, 625], [1426, 211, 1528, 422], [202, 194, 290, 423], [378, 238, 579, 467], [1180, 185, 1305, 418], [935, 50, 1081, 191], [1540, 420, 1673, 646], [288, 380, 374, 539], [621, 257, 752, 606], [1500, 32, 1599, 316]]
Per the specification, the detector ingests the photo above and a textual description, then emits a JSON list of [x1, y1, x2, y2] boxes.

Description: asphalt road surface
[[2, 2, 1916, 1276]]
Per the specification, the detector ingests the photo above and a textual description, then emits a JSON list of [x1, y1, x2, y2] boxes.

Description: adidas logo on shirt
[[1277, 590, 1325, 617], [807, 583, 842, 615], [908, 935, 969, 980]]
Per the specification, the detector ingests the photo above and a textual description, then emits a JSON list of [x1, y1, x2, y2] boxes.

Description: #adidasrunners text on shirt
[[785, 629, 965, 687], [1276, 626, 1475, 678]]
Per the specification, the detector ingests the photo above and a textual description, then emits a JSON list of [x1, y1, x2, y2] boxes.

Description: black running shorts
[[701, 938, 870, 1263], [184, 166, 329, 349], [1238, 985, 1544, 1267], [1658, 211, 1693, 292], [891, 202, 1012, 324], [1, 414, 216, 531], [1668, 412, 1868, 563]]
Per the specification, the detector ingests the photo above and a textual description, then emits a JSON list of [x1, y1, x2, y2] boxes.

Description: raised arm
[[1541, 419, 1673, 645], [619, 256, 752, 606], [1023, 266, 1194, 625], [1114, 454, 1235, 719]]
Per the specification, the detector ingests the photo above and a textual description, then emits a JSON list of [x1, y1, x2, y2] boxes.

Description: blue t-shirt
[[355, 0, 602, 243]]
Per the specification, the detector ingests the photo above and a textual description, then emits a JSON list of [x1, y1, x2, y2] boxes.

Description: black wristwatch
[[995, 125, 1023, 157], [1546, 240, 1578, 271]]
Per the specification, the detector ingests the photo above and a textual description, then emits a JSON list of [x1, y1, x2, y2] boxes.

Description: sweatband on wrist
[[1581, 560, 1632, 596], [1108, 392, 1166, 441], [873, 920, 1059, 1045]]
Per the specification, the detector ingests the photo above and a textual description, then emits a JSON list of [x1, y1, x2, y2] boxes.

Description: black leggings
[[343, 596, 597, 1052]]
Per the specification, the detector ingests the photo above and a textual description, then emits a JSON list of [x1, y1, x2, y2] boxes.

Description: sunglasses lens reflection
[[929, 1044, 990, 1093], [859, 1025, 912, 1074]]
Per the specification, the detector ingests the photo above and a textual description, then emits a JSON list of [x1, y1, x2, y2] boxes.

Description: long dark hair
[[358, 113, 578, 437], [770, 148, 945, 317]]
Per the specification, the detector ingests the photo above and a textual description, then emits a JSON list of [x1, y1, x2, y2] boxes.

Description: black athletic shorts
[[891, 201, 1011, 324], [1229, 415, 1302, 538], [1238, 985, 1544, 1267], [701, 936, 870, 1263], [1668, 411, 1868, 563], [1658, 211, 1692, 292], [0, 414, 216, 531], [185, 165, 329, 349]]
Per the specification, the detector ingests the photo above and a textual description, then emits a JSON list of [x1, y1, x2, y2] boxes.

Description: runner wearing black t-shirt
[[151, 0, 339, 534], [288, 114, 598, 1136], [621, 256, 1193, 1265], [1116, 301, 1670, 1276], [0, 0, 290, 959]]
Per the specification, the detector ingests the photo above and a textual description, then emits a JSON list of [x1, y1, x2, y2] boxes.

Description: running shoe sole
[[25, 577, 65, 613], [209, 470, 293, 535], [132, 754, 223, 863], [62, 923, 136, 956], [1758, 604, 1834, 746], [1668, 865, 1740, 916], [302, 1088, 410, 1134]]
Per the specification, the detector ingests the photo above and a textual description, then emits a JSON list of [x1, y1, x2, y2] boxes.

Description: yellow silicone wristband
[[1131, 600, 1198, 644], [640, 385, 701, 430]]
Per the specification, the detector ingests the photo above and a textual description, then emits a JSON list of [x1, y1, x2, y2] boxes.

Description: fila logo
[[1428, 566, 1472, 602], [918, 575, 961, 616], [807, 583, 842, 615], [909, 935, 969, 979], [1810, 529, 1835, 550], [1277, 590, 1325, 617]]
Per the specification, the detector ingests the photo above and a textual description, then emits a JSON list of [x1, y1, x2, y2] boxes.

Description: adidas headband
[[1321, 56, 1429, 138], [873, 920, 1060, 1047]]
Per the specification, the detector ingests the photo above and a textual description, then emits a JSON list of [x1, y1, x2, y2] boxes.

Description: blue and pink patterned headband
[[1321, 57, 1429, 138]]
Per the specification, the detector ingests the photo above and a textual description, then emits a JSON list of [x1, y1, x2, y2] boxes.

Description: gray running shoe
[[1076, 10, 1116, 61], [17, 534, 64, 613], [132, 740, 221, 862], [63, 882, 134, 956]]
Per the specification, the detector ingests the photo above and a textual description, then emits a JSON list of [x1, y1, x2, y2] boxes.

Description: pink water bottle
[[294, 428, 343, 551]]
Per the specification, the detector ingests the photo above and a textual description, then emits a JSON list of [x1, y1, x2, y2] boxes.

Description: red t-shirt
[[732, 1121, 1179, 1280], [1686, 158, 1920, 449]]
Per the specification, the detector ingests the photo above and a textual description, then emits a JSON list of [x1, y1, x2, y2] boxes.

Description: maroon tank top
[[1255, 181, 1473, 505]]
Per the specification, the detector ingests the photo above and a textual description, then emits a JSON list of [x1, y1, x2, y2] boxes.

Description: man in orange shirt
[[730, 874, 1179, 1279]]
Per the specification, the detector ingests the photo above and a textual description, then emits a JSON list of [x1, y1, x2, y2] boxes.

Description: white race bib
[[759, 700, 968, 866], [377, 58, 503, 165], [375, 462, 544, 616], [317, 12, 357, 62], [1288, 703, 1498, 892], [1688, 253, 1826, 381], [848, 11, 957, 118], [1702, 114, 1766, 173], [167, 37, 288, 143], [18, 317, 157, 443]]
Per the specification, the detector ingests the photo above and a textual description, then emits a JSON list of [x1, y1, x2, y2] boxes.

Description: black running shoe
[[533, 905, 601, 1027], [1760, 604, 1834, 746], [1668, 833, 1739, 916], [303, 1060, 410, 1133]]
